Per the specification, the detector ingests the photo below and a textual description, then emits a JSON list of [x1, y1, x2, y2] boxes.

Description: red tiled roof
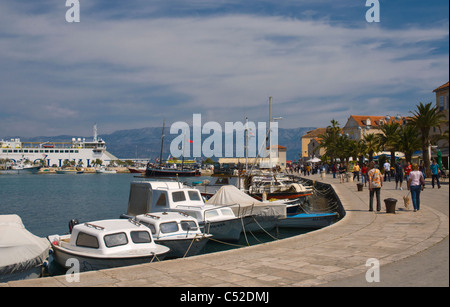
[[433, 81, 449, 92], [349, 115, 403, 128]]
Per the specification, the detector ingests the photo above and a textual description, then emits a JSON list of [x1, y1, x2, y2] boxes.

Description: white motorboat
[[129, 212, 212, 258], [0, 215, 51, 282], [96, 166, 117, 174], [125, 181, 243, 242], [0, 161, 41, 175], [47, 219, 170, 272]]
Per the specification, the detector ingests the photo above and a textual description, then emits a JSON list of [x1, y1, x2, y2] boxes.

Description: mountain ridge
[[5, 126, 317, 161]]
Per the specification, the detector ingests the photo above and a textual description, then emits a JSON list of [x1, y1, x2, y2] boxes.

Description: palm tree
[[363, 133, 380, 162], [378, 122, 401, 167], [408, 102, 446, 176], [397, 124, 421, 163], [316, 119, 342, 163]]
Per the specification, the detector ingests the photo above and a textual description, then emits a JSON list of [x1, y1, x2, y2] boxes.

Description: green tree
[[363, 133, 380, 163], [316, 119, 341, 163], [378, 122, 400, 167], [408, 102, 446, 176], [397, 124, 421, 163]]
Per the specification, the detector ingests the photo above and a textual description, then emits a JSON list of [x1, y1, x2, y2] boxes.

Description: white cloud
[[0, 2, 448, 136]]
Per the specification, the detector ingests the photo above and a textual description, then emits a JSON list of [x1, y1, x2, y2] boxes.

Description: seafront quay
[[2, 173, 448, 287]]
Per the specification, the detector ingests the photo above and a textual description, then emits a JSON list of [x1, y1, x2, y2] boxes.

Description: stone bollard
[[384, 198, 397, 214]]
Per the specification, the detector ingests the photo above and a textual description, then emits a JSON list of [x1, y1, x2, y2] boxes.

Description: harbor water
[[0, 173, 324, 261]]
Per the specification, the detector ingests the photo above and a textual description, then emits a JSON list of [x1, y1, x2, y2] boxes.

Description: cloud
[[0, 2, 448, 136]]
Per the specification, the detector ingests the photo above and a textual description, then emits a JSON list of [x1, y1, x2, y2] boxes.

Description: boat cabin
[[50, 219, 157, 256], [134, 212, 203, 239], [126, 181, 238, 222]]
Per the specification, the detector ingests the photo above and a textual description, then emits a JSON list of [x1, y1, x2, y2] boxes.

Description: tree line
[[315, 102, 448, 176]]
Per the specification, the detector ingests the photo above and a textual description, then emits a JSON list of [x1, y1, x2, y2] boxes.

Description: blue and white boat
[[276, 212, 338, 229]]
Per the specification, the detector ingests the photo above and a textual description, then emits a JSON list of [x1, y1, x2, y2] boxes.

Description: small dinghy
[[48, 219, 170, 272]]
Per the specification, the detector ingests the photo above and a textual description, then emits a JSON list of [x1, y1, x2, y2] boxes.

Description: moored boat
[[96, 166, 117, 174], [0, 215, 51, 282], [128, 212, 212, 258], [145, 167, 201, 177], [206, 185, 287, 233], [47, 219, 170, 272], [55, 167, 84, 174], [276, 212, 338, 229], [0, 161, 42, 175], [245, 174, 313, 201], [125, 181, 243, 242]]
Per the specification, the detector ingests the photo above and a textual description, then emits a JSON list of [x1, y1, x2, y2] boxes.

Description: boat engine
[[68, 219, 79, 233]]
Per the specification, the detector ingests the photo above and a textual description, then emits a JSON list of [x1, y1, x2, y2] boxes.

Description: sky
[[0, 0, 448, 138]]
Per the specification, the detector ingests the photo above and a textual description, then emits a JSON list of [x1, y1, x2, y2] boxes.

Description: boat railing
[[84, 222, 105, 230]]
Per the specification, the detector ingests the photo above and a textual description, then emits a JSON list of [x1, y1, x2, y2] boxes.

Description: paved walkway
[[2, 174, 448, 287]]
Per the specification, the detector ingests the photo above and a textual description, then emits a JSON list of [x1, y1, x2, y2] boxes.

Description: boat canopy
[[0, 215, 50, 278], [206, 185, 286, 219]]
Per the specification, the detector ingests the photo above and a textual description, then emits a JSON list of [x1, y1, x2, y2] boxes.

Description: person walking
[[368, 161, 383, 212], [383, 161, 391, 182], [404, 161, 412, 182], [353, 163, 360, 181], [430, 159, 441, 189], [407, 163, 425, 212], [361, 163, 368, 187], [339, 163, 347, 183], [332, 164, 337, 178], [394, 161, 404, 190]]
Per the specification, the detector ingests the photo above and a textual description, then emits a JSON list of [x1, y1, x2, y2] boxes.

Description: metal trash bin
[[357, 183, 364, 191], [384, 198, 397, 214]]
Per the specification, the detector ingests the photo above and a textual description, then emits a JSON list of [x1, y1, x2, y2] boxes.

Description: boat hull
[[156, 235, 211, 258], [0, 166, 41, 175], [202, 218, 243, 242], [277, 212, 338, 229], [241, 215, 279, 233], [127, 167, 145, 173], [250, 191, 312, 201], [145, 168, 201, 177], [55, 170, 84, 174], [50, 244, 170, 272]]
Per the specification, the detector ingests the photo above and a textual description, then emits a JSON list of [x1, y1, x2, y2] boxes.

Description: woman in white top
[[407, 163, 425, 212]]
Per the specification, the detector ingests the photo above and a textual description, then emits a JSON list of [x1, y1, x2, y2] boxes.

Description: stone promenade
[[2, 173, 448, 287]]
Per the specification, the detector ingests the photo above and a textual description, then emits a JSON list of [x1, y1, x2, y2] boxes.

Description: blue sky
[[0, 0, 448, 137]]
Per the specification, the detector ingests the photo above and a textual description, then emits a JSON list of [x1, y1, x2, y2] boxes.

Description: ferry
[[0, 125, 118, 168]]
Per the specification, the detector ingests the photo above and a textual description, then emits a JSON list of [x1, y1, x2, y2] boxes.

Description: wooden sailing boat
[[145, 120, 200, 177]]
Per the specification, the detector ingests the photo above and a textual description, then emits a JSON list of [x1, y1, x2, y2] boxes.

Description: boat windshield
[[160, 222, 179, 233], [130, 231, 152, 243], [188, 191, 201, 201], [220, 208, 235, 217], [205, 210, 219, 220], [180, 221, 198, 231], [104, 232, 128, 248], [76, 232, 99, 249], [172, 191, 186, 202]]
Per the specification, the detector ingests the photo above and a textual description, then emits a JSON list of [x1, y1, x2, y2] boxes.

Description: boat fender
[[68, 219, 80, 233]]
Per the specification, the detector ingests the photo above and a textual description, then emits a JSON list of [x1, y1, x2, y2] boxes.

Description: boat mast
[[269, 96, 272, 171], [245, 117, 248, 172], [159, 120, 165, 169]]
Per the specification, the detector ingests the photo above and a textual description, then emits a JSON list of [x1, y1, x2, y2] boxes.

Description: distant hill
[[6, 126, 316, 162]]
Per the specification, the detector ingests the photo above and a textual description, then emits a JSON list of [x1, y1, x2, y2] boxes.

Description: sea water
[[0, 173, 310, 254], [0, 173, 140, 237]]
